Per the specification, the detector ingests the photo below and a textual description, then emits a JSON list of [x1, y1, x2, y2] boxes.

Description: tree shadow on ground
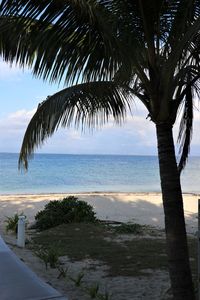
[[0, 193, 198, 234]]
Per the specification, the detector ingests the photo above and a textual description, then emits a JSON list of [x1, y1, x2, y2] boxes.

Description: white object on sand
[[0, 236, 67, 300], [17, 215, 26, 248]]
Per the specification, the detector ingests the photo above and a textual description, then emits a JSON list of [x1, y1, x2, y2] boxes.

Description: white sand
[[0, 192, 199, 233], [1, 192, 199, 300]]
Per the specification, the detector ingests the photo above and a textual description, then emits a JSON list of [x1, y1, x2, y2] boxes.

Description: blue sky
[[0, 60, 199, 156]]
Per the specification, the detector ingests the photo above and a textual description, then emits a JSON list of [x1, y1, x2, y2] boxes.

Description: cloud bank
[[0, 105, 199, 156]]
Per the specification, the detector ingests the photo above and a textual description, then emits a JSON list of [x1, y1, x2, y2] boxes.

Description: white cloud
[[0, 109, 35, 152], [0, 108, 89, 153], [0, 109, 36, 133], [0, 106, 199, 155]]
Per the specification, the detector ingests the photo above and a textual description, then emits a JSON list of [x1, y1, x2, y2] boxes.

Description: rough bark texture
[[156, 123, 194, 300]]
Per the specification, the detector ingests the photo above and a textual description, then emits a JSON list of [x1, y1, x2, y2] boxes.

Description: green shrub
[[35, 196, 96, 230], [5, 212, 26, 234], [114, 223, 144, 234]]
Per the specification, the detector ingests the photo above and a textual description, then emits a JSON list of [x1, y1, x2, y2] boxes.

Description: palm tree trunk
[[156, 123, 194, 300]]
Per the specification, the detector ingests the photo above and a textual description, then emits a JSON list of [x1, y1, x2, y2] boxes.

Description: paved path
[[0, 237, 67, 300]]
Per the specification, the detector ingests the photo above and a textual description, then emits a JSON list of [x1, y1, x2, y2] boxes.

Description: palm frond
[[0, 0, 146, 85], [1, 0, 200, 172], [162, 1, 200, 94], [19, 81, 133, 169], [0, 16, 36, 67], [177, 83, 193, 173], [0, 1, 121, 83], [0, 0, 164, 87]]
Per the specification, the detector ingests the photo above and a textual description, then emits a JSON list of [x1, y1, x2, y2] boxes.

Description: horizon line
[[1, 152, 200, 158]]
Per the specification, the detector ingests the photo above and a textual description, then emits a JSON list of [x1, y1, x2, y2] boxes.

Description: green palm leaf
[[19, 81, 133, 169], [0, 1, 132, 84], [2, 1, 200, 298], [177, 84, 194, 172], [1, 0, 200, 170]]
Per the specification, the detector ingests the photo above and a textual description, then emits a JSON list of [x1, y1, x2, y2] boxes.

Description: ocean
[[0, 153, 199, 194]]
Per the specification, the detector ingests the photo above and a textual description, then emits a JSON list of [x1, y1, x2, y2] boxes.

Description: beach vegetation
[[57, 264, 112, 299], [35, 196, 96, 230], [70, 271, 85, 287], [30, 223, 197, 279], [1, 1, 200, 297], [30, 222, 197, 299], [35, 248, 49, 270], [5, 212, 26, 234], [35, 246, 60, 269], [97, 291, 112, 300], [57, 266, 69, 279], [114, 222, 144, 235], [86, 283, 100, 299]]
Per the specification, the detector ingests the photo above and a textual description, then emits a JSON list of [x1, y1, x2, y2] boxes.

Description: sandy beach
[[0, 192, 199, 300], [0, 192, 199, 233]]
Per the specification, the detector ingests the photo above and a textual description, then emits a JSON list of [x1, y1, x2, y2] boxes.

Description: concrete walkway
[[0, 237, 67, 300]]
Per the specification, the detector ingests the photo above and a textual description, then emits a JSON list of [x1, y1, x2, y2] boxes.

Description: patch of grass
[[114, 223, 144, 234], [97, 290, 112, 300], [57, 266, 69, 279], [30, 223, 167, 276], [70, 271, 85, 287], [86, 283, 99, 299], [35, 247, 60, 269], [30, 223, 197, 279]]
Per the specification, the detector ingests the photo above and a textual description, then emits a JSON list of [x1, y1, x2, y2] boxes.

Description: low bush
[[114, 223, 144, 234], [5, 212, 26, 234], [35, 196, 96, 230]]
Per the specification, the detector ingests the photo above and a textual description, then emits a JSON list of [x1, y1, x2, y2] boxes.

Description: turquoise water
[[0, 153, 199, 194]]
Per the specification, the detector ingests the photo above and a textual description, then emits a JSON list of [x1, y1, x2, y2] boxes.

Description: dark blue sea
[[0, 153, 199, 194]]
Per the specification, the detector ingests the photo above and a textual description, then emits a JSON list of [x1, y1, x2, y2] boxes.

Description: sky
[[0, 60, 200, 156]]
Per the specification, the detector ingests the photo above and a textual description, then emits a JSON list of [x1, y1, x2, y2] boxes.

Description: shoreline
[[0, 192, 199, 233]]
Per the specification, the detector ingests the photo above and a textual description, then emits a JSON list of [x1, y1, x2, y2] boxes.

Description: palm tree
[[1, 1, 200, 299]]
